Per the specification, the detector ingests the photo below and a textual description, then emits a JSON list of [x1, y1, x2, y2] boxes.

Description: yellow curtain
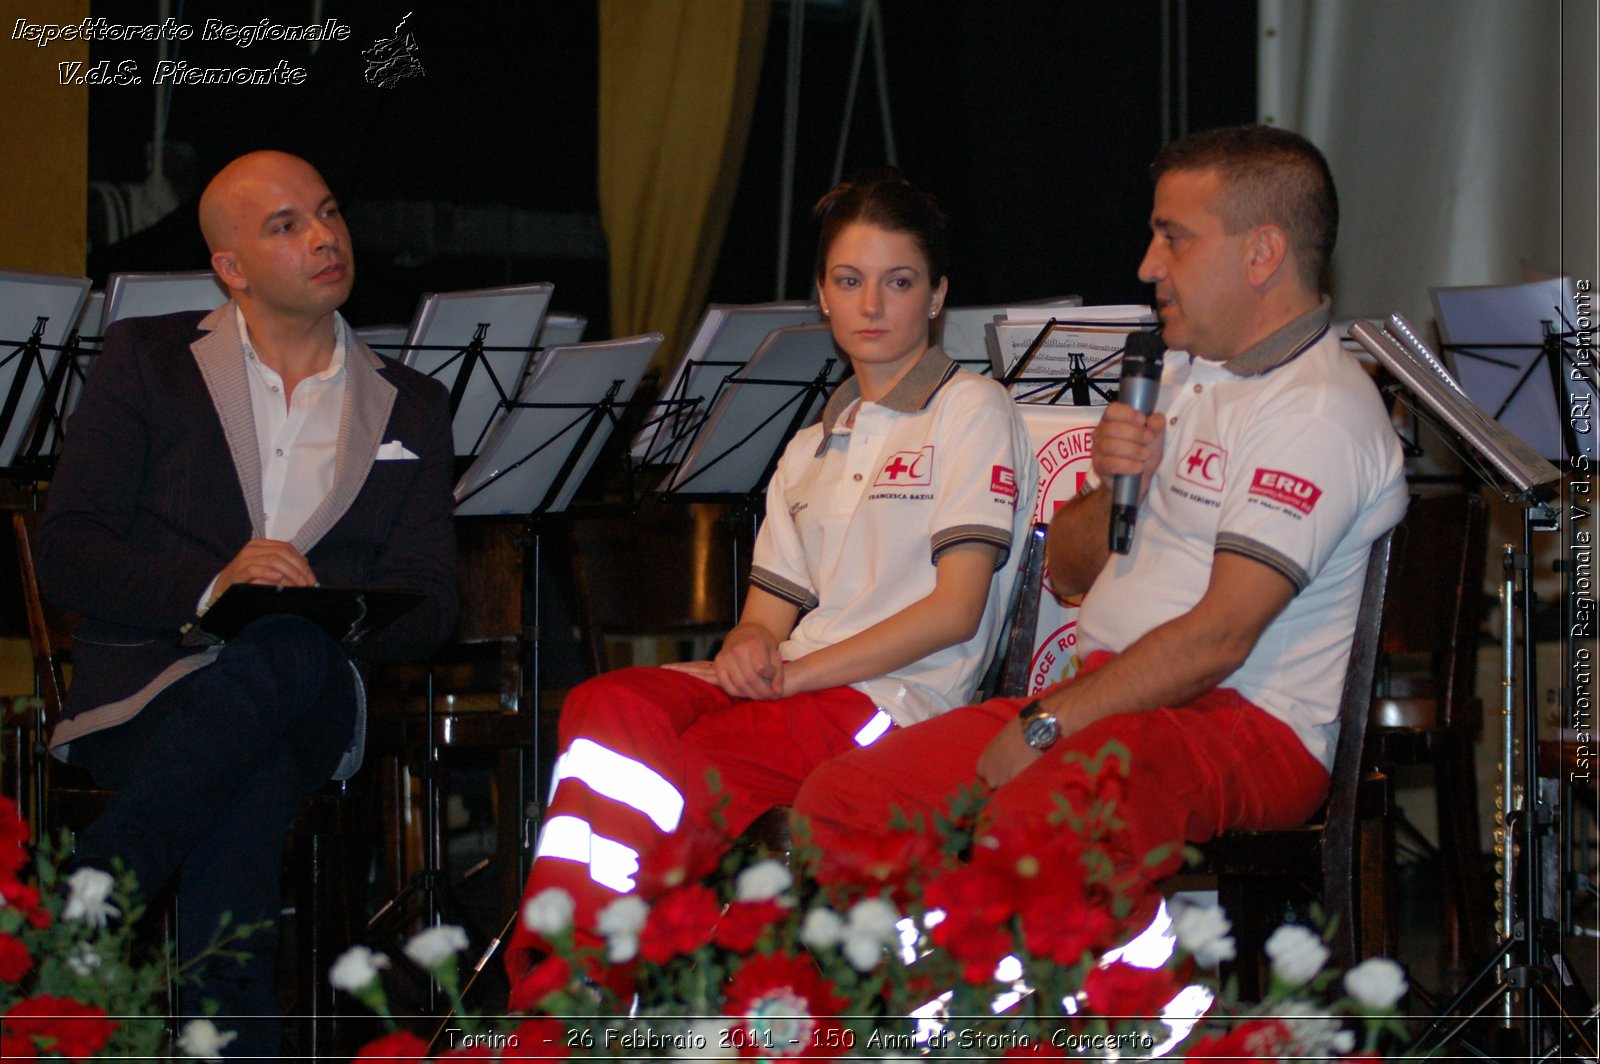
[[598, 0, 769, 372], [0, 0, 89, 274]]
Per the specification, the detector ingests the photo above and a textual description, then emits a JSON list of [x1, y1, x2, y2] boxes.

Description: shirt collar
[[233, 303, 349, 382], [815, 345, 959, 454], [1214, 295, 1332, 377]]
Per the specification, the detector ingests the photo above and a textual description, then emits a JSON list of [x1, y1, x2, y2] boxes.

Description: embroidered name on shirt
[[1177, 440, 1227, 492], [1249, 468, 1321, 514], [874, 445, 934, 487]]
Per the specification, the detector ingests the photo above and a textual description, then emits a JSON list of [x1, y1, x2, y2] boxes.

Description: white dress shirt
[[198, 307, 350, 611]]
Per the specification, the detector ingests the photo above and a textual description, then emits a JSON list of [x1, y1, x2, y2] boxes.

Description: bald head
[[200, 150, 355, 324], [199, 151, 328, 252]]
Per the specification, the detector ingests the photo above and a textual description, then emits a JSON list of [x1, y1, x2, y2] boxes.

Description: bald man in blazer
[[40, 151, 456, 1056]]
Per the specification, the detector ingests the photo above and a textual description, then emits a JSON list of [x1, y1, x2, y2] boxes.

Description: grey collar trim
[[1221, 296, 1332, 377], [816, 346, 958, 454]]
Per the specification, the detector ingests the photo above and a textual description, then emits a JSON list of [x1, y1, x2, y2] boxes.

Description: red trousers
[[793, 652, 1330, 881], [506, 667, 878, 982]]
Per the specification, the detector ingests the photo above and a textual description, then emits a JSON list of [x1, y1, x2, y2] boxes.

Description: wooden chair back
[[1317, 527, 1396, 957], [1196, 528, 1395, 996], [982, 521, 1050, 699], [13, 510, 74, 728]]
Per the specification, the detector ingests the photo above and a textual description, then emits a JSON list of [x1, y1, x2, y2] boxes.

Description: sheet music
[[629, 301, 820, 464], [401, 282, 554, 458], [0, 269, 91, 468], [454, 333, 662, 516], [661, 323, 845, 496], [994, 305, 1156, 402]]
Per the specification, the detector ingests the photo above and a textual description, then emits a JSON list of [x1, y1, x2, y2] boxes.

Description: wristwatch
[[1018, 699, 1059, 751]]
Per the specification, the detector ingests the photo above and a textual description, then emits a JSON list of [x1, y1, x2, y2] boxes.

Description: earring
[[929, 307, 939, 318]]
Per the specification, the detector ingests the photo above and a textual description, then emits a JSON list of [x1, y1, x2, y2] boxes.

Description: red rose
[[501, 1017, 572, 1059], [0, 932, 33, 983], [722, 953, 849, 1059], [924, 866, 1014, 925], [0, 882, 50, 930], [634, 822, 728, 897], [637, 884, 720, 964], [1020, 895, 1116, 967], [714, 899, 788, 952], [1, 1030, 39, 1060], [814, 827, 944, 894], [507, 954, 572, 1013], [354, 1029, 430, 1061], [3, 995, 117, 1061], [1182, 1018, 1290, 1061], [1082, 961, 1180, 1019], [926, 908, 1014, 986]]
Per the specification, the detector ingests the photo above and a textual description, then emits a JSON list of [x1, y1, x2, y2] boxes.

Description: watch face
[[1022, 712, 1058, 750]]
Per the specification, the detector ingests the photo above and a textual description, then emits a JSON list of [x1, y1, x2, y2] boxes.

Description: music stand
[[629, 301, 821, 466], [0, 270, 91, 479], [399, 283, 555, 459], [1350, 316, 1590, 1058], [935, 295, 1082, 377], [354, 324, 408, 357], [657, 324, 844, 500], [384, 334, 661, 1021], [999, 308, 1158, 406], [1432, 278, 1594, 464], [455, 332, 661, 836], [101, 269, 226, 328], [533, 312, 586, 351]]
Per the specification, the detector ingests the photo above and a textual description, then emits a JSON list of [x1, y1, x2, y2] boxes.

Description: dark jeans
[[70, 614, 358, 1059]]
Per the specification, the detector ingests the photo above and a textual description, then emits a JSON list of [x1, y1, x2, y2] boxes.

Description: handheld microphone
[[1108, 330, 1167, 555]]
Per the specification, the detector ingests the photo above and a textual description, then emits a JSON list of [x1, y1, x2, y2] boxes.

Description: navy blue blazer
[[40, 306, 458, 750]]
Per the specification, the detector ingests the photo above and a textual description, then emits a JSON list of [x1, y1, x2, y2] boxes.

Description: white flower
[[1171, 901, 1237, 967], [735, 859, 793, 902], [329, 945, 390, 992], [61, 867, 120, 928], [1343, 956, 1408, 1009], [1277, 1003, 1356, 1056], [403, 924, 469, 969], [846, 897, 900, 941], [1264, 924, 1329, 987], [597, 895, 650, 936], [606, 931, 640, 964], [842, 931, 886, 972], [597, 895, 649, 964], [521, 886, 576, 936], [798, 907, 845, 950], [65, 942, 102, 978], [177, 1018, 239, 1061]]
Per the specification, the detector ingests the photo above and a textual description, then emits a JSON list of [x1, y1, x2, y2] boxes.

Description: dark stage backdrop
[[83, 1, 1254, 334]]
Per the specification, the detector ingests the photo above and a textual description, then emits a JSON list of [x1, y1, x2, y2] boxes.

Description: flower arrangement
[[339, 743, 1417, 1062], [0, 796, 258, 1061]]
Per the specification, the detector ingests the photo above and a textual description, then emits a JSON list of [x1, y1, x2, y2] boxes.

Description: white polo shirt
[[1077, 301, 1407, 768], [750, 346, 1037, 726]]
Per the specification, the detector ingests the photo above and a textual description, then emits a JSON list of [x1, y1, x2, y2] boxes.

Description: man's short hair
[[1152, 125, 1338, 291]]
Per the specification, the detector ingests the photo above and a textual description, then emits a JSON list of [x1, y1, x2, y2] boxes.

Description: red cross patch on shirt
[[874, 446, 934, 487]]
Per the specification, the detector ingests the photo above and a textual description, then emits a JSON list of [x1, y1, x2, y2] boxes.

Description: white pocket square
[[375, 441, 419, 461]]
